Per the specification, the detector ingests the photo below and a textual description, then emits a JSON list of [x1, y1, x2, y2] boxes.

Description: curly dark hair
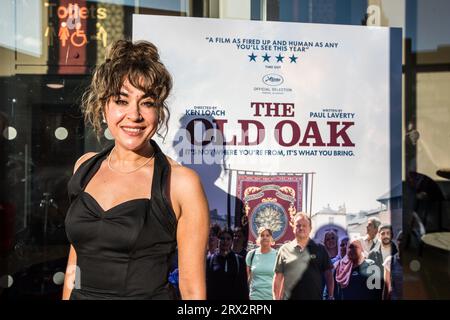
[[81, 39, 173, 138]]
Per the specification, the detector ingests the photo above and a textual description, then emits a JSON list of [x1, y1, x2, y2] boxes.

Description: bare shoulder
[[73, 152, 98, 174], [165, 156, 201, 185], [165, 156, 208, 221]]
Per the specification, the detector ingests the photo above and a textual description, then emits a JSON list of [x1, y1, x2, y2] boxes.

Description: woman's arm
[[62, 245, 77, 300], [62, 153, 96, 300], [173, 166, 209, 300], [246, 266, 252, 283]]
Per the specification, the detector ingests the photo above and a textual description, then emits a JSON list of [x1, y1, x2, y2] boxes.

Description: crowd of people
[[187, 214, 402, 300]]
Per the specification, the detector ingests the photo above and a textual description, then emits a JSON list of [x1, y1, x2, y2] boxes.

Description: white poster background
[[133, 15, 393, 227]]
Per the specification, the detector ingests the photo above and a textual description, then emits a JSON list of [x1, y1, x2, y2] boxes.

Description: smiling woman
[[62, 40, 210, 300], [81, 39, 172, 141]]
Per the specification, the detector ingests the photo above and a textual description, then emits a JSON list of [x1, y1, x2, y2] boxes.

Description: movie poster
[[133, 15, 401, 248]]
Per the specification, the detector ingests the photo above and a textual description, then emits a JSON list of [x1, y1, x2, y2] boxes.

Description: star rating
[[262, 53, 271, 62], [246, 52, 299, 64], [248, 52, 257, 62]]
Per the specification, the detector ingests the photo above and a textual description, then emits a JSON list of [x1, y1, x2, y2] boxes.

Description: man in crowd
[[368, 224, 398, 272], [273, 212, 334, 300], [335, 238, 379, 300], [361, 217, 381, 257], [368, 224, 398, 299]]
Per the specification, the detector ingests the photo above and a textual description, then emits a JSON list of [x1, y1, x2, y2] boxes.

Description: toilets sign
[[44, 2, 108, 48]]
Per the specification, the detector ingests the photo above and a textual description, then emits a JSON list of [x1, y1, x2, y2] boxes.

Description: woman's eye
[[142, 101, 156, 108], [115, 99, 127, 105]]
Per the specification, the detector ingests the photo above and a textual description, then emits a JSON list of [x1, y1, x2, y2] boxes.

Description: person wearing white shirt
[[360, 217, 381, 257]]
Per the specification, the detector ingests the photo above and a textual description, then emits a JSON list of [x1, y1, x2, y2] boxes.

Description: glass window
[[1, 0, 449, 300], [0, 0, 189, 299]]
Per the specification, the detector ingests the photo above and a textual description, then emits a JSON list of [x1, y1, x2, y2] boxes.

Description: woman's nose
[[126, 103, 142, 121]]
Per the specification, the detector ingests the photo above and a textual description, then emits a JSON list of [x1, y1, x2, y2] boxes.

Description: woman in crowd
[[328, 236, 349, 300], [246, 227, 277, 300], [323, 230, 339, 260]]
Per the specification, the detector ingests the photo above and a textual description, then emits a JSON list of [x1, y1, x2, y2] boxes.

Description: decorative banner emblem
[[250, 201, 288, 241], [236, 174, 303, 249]]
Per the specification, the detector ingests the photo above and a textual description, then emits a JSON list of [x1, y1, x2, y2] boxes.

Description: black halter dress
[[65, 140, 177, 299]]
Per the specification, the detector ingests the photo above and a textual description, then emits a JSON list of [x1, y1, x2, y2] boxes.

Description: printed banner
[[236, 174, 303, 248]]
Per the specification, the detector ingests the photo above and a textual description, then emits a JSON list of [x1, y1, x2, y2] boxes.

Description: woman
[[62, 40, 209, 300], [321, 230, 339, 299], [206, 229, 248, 300], [323, 230, 338, 260], [328, 236, 349, 300], [333, 236, 349, 264], [246, 227, 277, 300]]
